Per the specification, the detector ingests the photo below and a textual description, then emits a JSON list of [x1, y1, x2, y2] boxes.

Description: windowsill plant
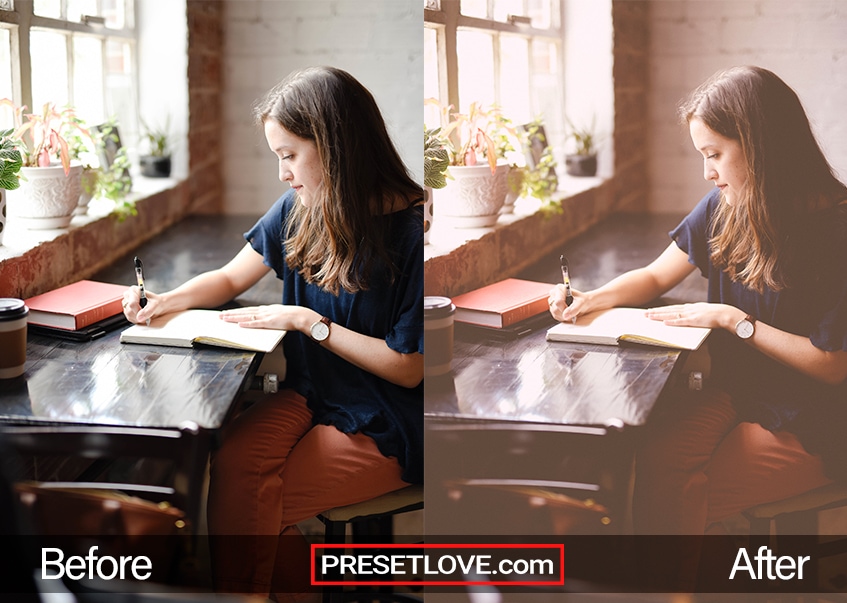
[[0, 128, 23, 246], [0, 100, 90, 229], [140, 117, 173, 178], [564, 115, 598, 177], [428, 101, 510, 228], [424, 126, 449, 244]]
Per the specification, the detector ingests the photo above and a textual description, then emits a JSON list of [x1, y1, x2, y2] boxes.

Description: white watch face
[[736, 319, 754, 339], [311, 320, 329, 341]]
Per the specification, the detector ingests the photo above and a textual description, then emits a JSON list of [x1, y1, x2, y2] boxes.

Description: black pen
[[134, 256, 150, 326], [560, 254, 576, 324]]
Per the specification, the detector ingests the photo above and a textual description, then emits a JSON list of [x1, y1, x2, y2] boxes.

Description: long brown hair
[[254, 66, 422, 295], [679, 66, 847, 292]]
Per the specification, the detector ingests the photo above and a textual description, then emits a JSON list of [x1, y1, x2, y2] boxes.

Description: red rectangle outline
[[310, 543, 565, 586]]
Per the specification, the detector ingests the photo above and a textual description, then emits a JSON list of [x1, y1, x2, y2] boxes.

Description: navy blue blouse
[[245, 189, 424, 484], [671, 188, 847, 478]]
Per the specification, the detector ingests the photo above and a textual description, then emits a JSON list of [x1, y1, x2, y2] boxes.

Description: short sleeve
[[669, 188, 720, 277], [244, 190, 296, 279], [384, 207, 424, 355]]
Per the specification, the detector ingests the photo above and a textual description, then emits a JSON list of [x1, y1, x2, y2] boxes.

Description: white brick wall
[[222, 0, 422, 214], [648, 0, 847, 213]]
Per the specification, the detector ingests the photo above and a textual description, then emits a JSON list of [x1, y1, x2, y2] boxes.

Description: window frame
[[0, 0, 136, 130], [425, 0, 565, 139]]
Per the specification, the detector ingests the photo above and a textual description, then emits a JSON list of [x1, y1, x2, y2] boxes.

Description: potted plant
[[0, 128, 23, 245], [140, 117, 172, 178], [564, 116, 598, 177], [431, 102, 510, 228], [75, 119, 134, 219], [486, 108, 524, 215], [518, 118, 560, 212], [1, 100, 89, 229], [423, 126, 449, 244]]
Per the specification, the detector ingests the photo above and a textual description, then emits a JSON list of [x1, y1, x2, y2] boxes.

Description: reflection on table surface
[[0, 327, 259, 429], [426, 325, 682, 428]]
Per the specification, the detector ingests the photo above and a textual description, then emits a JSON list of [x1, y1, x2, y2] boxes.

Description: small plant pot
[[565, 154, 598, 177], [140, 155, 172, 178], [7, 164, 84, 229]]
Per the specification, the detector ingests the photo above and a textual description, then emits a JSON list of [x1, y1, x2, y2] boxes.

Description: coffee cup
[[0, 298, 28, 379], [424, 296, 455, 377]]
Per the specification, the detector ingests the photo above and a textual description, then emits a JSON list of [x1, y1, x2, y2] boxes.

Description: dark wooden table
[[425, 212, 707, 535], [0, 215, 277, 430]]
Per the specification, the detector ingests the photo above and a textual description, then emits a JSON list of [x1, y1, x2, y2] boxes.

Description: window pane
[[457, 29, 494, 112], [68, 0, 98, 23], [73, 35, 104, 123], [527, 0, 555, 29], [460, 0, 487, 19], [424, 26, 441, 128], [493, 0, 523, 24], [105, 39, 136, 145], [499, 35, 530, 124], [31, 30, 69, 110], [103, 0, 129, 29], [0, 28, 13, 130], [33, 0, 61, 19], [530, 38, 563, 142]]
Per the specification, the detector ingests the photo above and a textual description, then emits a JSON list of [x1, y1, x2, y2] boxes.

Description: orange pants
[[207, 390, 408, 601], [633, 387, 832, 535]]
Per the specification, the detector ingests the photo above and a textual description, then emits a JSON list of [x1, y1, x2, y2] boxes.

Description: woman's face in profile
[[264, 120, 323, 207], [689, 117, 747, 206]]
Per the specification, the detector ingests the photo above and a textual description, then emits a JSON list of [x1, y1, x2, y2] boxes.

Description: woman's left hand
[[645, 302, 741, 331], [219, 304, 316, 333]]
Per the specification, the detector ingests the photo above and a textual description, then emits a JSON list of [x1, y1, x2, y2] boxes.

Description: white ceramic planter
[[7, 164, 84, 229], [432, 161, 509, 228]]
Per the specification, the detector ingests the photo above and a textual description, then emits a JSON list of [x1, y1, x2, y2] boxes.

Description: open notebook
[[120, 309, 286, 352], [546, 307, 711, 350]]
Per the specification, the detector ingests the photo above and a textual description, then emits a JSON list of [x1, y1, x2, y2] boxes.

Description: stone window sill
[[424, 174, 619, 298], [0, 177, 178, 263], [0, 176, 194, 299], [424, 175, 603, 261]]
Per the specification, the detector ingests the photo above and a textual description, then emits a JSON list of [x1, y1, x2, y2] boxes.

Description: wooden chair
[[743, 482, 847, 589], [0, 421, 209, 530], [318, 484, 424, 603]]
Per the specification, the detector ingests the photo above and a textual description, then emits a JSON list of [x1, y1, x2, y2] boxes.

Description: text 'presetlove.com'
[[311, 544, 565, 587]]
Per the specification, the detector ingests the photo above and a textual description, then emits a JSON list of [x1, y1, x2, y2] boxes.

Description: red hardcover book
[[452, 278, 555, 328], [24, 280, 127, 331]]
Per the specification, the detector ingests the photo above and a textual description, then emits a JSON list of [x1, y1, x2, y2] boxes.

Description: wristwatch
[[735, 313, 756, 340], [309, 315, 332, 343]]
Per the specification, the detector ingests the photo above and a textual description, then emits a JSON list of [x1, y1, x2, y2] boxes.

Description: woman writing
[[549, 65, 847, 535], [123, 66, 423, 599]]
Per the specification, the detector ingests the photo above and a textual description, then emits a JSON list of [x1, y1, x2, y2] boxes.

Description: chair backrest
[[0, 422, 209, 529]]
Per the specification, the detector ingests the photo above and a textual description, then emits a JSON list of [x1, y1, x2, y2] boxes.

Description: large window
[[424, 0, 564, 144], [0, 0, 137, 145]]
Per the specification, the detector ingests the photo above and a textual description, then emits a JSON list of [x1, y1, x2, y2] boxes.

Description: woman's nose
[[279, 165, 292, 183], [704, 163, 717, 182]]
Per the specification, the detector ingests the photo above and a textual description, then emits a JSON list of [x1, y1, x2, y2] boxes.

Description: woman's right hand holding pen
[[548, 284, 589, 323], [122, 287, 165, 325]]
